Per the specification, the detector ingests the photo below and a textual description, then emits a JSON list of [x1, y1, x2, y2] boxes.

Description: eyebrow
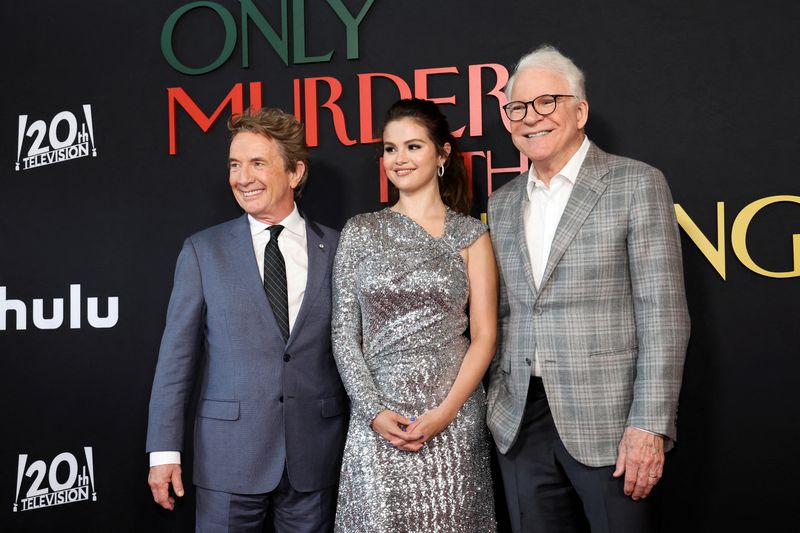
[[383, 138, 427, 145], [228, 156, 267, 163]]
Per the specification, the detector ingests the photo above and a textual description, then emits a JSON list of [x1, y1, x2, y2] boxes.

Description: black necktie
[[264, 225, 289, 341]]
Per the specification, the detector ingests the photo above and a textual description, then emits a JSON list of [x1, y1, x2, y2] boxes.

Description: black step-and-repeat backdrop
[[2, 1, 798, 531]]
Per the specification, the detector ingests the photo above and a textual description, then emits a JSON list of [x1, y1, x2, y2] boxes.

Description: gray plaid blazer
[[486, 141, 690, 466]]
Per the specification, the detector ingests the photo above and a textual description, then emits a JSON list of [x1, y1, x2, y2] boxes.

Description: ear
[[439, 142, 452, 165], [576, 100, 589, 130], [289, 161, 306, 189]]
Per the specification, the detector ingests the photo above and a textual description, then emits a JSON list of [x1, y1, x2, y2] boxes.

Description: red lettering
[[414, 67, 458, 104], [414, 67, 464, 137], [248, 82, 263, 111], [468, 64, 510, 137], [462, 151, 487, 196], [303, 77, 356, 148], [357, 73, 412, 144], [165, 63, 517, 154], [486, 150, 528, 196], [167, 84, 245, 155]]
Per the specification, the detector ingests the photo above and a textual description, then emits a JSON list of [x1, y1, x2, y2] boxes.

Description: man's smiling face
[[228, 131, 303, 224], [510, 68, 588, 178]]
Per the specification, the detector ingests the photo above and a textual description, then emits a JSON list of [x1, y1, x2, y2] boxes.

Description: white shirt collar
[[247, 203, 305, 236], [527, 135, 591, 192]]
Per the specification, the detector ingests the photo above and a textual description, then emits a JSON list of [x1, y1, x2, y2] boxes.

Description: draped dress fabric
[[332, 207, 496, 532]]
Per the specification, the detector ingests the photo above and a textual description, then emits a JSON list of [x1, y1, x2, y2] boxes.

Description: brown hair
[[382, 99, 472, 215], [228, 108, 309, 199]]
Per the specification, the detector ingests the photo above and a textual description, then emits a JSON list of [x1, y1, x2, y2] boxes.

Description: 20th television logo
[[13, 447, 98, 512], [15, 105, 97, 171]]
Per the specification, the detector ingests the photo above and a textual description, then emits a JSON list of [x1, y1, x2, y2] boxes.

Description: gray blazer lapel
[[512, 182, 539, 300], [537, 144, 609, 293], [286, 218, 327, 346]]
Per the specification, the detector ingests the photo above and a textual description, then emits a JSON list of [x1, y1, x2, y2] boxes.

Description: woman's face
[[382, 118, 449, 196]]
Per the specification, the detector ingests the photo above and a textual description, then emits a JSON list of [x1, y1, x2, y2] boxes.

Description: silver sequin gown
[[332, 207, 496, 532]]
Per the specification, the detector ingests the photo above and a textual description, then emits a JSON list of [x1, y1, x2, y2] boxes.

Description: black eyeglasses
[[503, 94, 578, 121]]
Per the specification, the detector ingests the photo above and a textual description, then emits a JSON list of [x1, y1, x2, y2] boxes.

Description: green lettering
[[326, 0, 375, 59], [292, 0, 333, 63], [161, 1, 237, 75], [240, 0, 288, 67]]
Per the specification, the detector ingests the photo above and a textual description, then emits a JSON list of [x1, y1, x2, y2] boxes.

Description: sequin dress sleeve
[[331, 215, 386, 423]]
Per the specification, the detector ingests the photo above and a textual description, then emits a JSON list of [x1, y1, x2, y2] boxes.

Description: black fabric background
[[2, 1, 798, 531]]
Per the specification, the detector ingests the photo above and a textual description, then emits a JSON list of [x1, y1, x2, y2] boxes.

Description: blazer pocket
[[197, 399, 240, 421], [587, 346, 638, 358], [320, 395, 349, 418], [574, 224, 627, 245]]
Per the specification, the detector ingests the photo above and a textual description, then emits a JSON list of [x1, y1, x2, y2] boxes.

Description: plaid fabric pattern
[[486, 142, 690, 466]]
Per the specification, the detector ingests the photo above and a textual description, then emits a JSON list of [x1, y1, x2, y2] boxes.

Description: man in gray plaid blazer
[[487, 45, 690, 532]]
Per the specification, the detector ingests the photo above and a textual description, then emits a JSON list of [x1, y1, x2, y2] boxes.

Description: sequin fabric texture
[[332, 207, 496, 532]]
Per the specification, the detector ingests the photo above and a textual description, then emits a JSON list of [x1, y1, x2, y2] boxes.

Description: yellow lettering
[[731, 195, 800, 278], [675, 203, 726, 280]]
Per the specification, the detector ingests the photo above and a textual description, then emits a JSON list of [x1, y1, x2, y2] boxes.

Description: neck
[[392, 189, 445, 220], [532, 134, 584, 185], [251, 202, 295, 226]]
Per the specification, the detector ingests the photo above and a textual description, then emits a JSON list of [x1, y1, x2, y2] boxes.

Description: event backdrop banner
[[2, 1, 798, 531]]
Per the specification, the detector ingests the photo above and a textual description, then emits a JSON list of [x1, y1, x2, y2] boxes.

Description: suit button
[[283, 354, 291, 362], [279, 396, 284, 403], [525, 358, 531, 366], [534, 306, 543, 315]]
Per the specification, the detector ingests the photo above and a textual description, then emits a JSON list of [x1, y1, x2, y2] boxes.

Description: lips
[[393, 168, 414, 176], [240, 188, 264, 198]]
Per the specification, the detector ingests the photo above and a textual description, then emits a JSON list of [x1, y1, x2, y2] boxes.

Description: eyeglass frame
[[502, 94, 579, 121]]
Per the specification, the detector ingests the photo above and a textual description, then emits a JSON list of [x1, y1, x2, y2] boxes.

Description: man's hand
[[612, 427, 665, 500], [371, 410, 424, 452], [148, 463, 184, 510]]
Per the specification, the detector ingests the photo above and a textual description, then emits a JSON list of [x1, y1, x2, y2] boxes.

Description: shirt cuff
[[150, 451, 181, 467]]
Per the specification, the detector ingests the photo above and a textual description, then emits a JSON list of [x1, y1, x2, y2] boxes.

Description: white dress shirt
[[524, 136, 590, 376], [249, 204, 308, 333], [150, 204, 308, 467]]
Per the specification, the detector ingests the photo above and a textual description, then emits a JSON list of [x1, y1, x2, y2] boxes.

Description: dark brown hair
[[382, 99, 472, 215], [228, 108, 309, 199]]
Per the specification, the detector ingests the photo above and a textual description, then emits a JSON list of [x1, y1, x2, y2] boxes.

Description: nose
[[395, 147, 408, 164], [237, 165, 254, 184], [523, 102, 543, 124]]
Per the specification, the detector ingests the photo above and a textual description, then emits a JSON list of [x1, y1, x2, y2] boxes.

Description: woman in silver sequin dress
[[332, 99, 498, 532]]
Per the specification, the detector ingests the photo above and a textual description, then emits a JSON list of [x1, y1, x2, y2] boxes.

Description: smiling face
[[228, 131, 303, 224], [382, 117, 450, 197], [510, 68, 588, 180]]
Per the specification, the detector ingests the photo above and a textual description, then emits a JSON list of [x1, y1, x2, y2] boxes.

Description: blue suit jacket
[[146, 213, 348, 494]]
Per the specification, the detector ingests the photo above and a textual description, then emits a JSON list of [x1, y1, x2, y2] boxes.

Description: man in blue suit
[[146, 107, 348, 532]]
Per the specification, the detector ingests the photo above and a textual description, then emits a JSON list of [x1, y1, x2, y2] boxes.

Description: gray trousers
[[195, 468, 337, 533]]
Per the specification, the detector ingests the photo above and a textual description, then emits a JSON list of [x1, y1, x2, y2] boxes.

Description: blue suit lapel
[[228, 214, 276, 332], [286, 216, 328, 348], [536, 143, 609, 296]]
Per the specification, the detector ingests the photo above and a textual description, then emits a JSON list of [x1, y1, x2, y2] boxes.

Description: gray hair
[[505, 44, 587, 101]]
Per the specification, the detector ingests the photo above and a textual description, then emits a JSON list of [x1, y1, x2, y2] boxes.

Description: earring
[[437, 164, 445, 177]]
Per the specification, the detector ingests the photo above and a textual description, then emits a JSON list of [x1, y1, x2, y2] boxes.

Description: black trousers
[[496, 377, 657, 533]]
